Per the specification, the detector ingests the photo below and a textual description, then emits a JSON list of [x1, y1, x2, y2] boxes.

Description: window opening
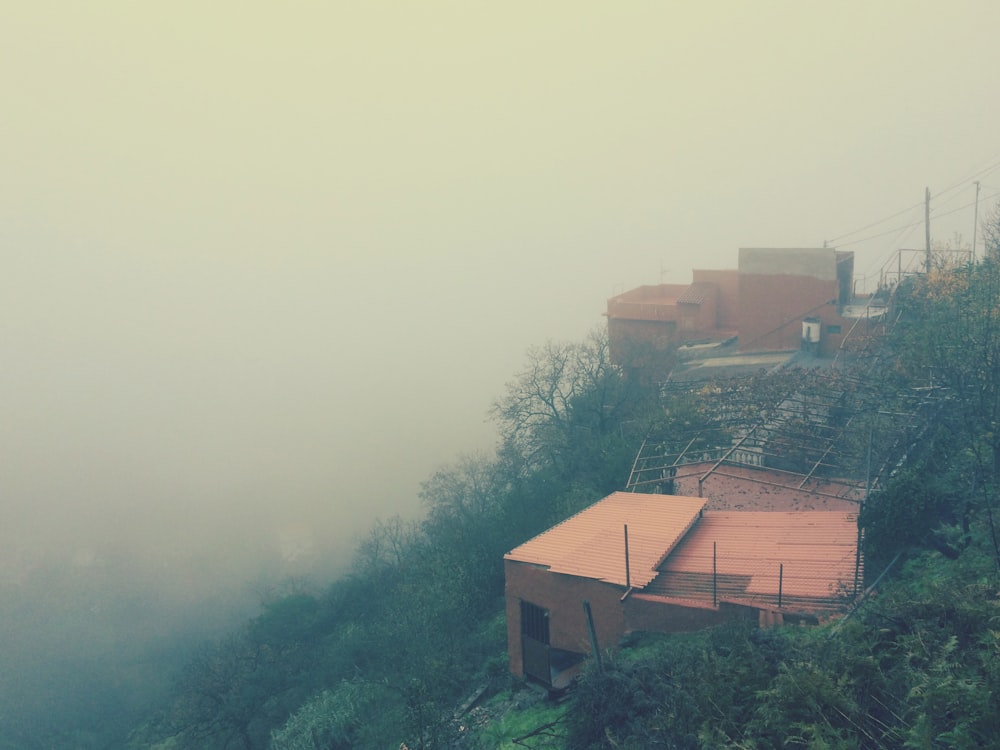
[[520, 601, 549, 644]]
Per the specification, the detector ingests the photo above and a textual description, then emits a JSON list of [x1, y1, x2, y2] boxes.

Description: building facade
[[606, 248, 880, 379], [505, 488, 861, 688]]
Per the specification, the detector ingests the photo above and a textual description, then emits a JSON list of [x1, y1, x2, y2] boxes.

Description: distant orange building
[[737, 248, 855, 353], [606, 248, 882, 378]]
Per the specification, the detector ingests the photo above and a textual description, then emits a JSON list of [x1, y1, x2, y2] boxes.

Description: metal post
[[857, 428, 872, 596], [925, 187, 932, 273], [583, 600, 602, 671], [973, 180, 981, 262], [778, 563, 784, 608], [713, 542, 717, 607], [624, 525, 631, 590]]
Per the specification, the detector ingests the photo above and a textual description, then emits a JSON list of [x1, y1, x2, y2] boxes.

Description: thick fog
[[2, 2, 1000, 737]]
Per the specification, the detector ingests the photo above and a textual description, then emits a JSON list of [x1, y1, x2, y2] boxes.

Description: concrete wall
[[738, 248, 838, 280]]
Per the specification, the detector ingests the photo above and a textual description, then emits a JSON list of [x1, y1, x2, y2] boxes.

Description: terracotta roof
[[654, 510, 859, 605], [676, 282, 714, 305], [505, 492, 706, 588]]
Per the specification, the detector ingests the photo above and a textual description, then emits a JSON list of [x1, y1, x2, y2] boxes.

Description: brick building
[[606, 248, 882, 379], [737, 247, 855, 353], [504, 488, 861, 688]]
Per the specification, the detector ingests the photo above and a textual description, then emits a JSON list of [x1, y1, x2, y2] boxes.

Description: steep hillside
[[124, 256, 1000, 749]]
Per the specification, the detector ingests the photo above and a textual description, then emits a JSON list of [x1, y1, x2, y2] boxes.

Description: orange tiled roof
[[676, 282, 714, 305], [505, 492, 706, 588], [656, 510, 859, 603]]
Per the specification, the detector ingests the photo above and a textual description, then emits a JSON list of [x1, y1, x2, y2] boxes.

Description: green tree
[[162, 594, 326, 749], [890, 251, 1000, 568], [269, 679, 384, 750]]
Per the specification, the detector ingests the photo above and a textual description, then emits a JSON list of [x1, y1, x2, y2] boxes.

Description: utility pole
[[925, 187, 931, 273], [973, 180, 981, 262]]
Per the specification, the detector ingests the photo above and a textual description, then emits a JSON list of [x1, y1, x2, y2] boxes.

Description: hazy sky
[[3, 2, 1000, 581]]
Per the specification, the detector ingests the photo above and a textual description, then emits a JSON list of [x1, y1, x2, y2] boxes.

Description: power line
[[826, 201, 924, 245], [827, 154, 1000, 247], [859, 222, 922, 281], [840, 191, 1000, 250], [932, 190, 1000, 222], [834, 216, 925, 248], [934, 181, 980, 212], [935, 154, 1000, 198], [933, 160, 1000, 212]]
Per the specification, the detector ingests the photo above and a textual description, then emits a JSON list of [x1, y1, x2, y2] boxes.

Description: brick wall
[[505, 559, 627, 678], [505, 559, 758, 679], [738, 273, 838, 352], [624, 594, 738, 633], [607, 317, 678, 377], [692, 269, 739, 330]]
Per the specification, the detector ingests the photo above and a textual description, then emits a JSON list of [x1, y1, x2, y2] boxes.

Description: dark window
[[827, 325, 842, 334], [520, 601, 550, 644]]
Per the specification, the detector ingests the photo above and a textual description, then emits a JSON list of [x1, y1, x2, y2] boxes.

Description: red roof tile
[[505, 492, 706, 588], [655, 511, 859, 605], [676, 282, 714, 305]]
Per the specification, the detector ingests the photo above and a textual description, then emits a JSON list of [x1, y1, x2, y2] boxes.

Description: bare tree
[[490, 327, 644, 475]]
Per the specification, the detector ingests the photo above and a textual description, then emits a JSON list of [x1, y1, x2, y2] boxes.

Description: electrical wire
[[935, 154, 1000, 198], [932, 161, 1000, 212], [826, 154, 1000, 247], [826, 201, 925, 245], [932, 190, 1000, 222], [833, 216, 925, 248], [864, 223, 921, 276]]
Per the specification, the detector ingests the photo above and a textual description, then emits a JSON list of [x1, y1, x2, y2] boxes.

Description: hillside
[[36, 252, 999, 749]]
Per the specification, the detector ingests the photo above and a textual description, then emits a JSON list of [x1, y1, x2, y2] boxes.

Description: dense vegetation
[[121, 328, 664, 749], [567, 546, 1000, 749], [18, 231, 1000, 748], [562, 246, 1000, 749]]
